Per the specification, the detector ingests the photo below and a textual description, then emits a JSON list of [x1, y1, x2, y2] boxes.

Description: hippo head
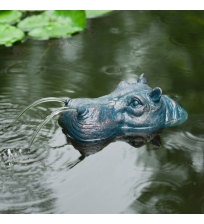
[[58, 74, 188, 142]]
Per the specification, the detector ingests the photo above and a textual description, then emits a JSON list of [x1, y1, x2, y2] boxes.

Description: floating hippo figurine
[[58, 74, 188, 143], [12, 74, 188, 148]]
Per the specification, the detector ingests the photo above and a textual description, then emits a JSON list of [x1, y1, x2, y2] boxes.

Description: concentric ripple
[[0, 96, 80, 213], [130, 175, 185, 214], [144, 194, 184, 214]]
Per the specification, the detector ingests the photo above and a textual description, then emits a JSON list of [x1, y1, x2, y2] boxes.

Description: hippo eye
[[130, 98, 142, 108]]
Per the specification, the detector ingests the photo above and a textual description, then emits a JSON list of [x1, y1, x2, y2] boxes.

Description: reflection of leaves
[[18, 10, 86, 39], [86, 10, 113, 18], [0, 24, 25, 46], [0, 10, 22, 24]]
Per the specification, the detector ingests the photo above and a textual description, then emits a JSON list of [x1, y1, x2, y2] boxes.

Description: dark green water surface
[[1, 10, 204, 214]]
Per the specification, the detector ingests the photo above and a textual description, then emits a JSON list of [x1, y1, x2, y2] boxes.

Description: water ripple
[[182, 118, 204, 143], [102, 65, 121, 75], [130, 173, 186, 214], [0, 97, 75, 213]]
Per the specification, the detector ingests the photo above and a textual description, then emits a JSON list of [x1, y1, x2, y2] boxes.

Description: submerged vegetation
[[0, 10, 113, 46]]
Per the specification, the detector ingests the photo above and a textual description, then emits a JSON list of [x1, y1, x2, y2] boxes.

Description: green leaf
[[0, 10, 22, 24], [54, 10, 86, 30], [18, 10, 86, 39], [18, 14, 54, 31], [86, 10, 113, 18], [0, 23, 25, 46], [28, 24, 74, 39]]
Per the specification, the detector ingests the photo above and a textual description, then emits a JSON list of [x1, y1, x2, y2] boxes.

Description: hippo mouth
[[163, 95, 188, 127], [58, 107, 117, 142]]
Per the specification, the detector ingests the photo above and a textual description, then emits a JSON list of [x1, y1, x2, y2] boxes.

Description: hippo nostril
[[64, 99, 70, 107], [77, 107, 87, 117]]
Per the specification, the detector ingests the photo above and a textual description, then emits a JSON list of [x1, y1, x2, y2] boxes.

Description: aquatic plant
[[0, 23, 25, 46], [18, 10, 86, 39], [0, 10, 22, 24], [0, 10, 113, 46]]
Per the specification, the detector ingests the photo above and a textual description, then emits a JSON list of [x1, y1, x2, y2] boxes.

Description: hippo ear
[[150, 87, 162, 102], [137, 74, 147, 84]]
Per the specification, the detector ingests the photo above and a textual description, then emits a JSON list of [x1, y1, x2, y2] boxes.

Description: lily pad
[[53, 10, 86, 29], [18, 10, 86, 39], [28, 24, 75, 39], [0, 24, 25, 46], [86, 10, 113, 18], [18, 14, 52, 31], [0, 10, 22, 24]]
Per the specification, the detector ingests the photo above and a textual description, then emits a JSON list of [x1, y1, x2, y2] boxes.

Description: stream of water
[[0, 10, 204, 213]]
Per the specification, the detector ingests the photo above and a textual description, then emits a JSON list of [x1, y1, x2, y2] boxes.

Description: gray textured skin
[[58, 74, 188, 143]]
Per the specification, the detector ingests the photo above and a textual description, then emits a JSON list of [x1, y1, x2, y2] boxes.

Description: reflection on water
[[64, 130, 162, 158], [0, 10, 204, 213]]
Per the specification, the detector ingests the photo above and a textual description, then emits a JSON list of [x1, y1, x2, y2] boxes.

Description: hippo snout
[[59, 98, 118, 142]]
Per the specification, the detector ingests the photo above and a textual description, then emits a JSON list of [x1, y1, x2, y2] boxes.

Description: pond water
[[0, 10, 204, 214]]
